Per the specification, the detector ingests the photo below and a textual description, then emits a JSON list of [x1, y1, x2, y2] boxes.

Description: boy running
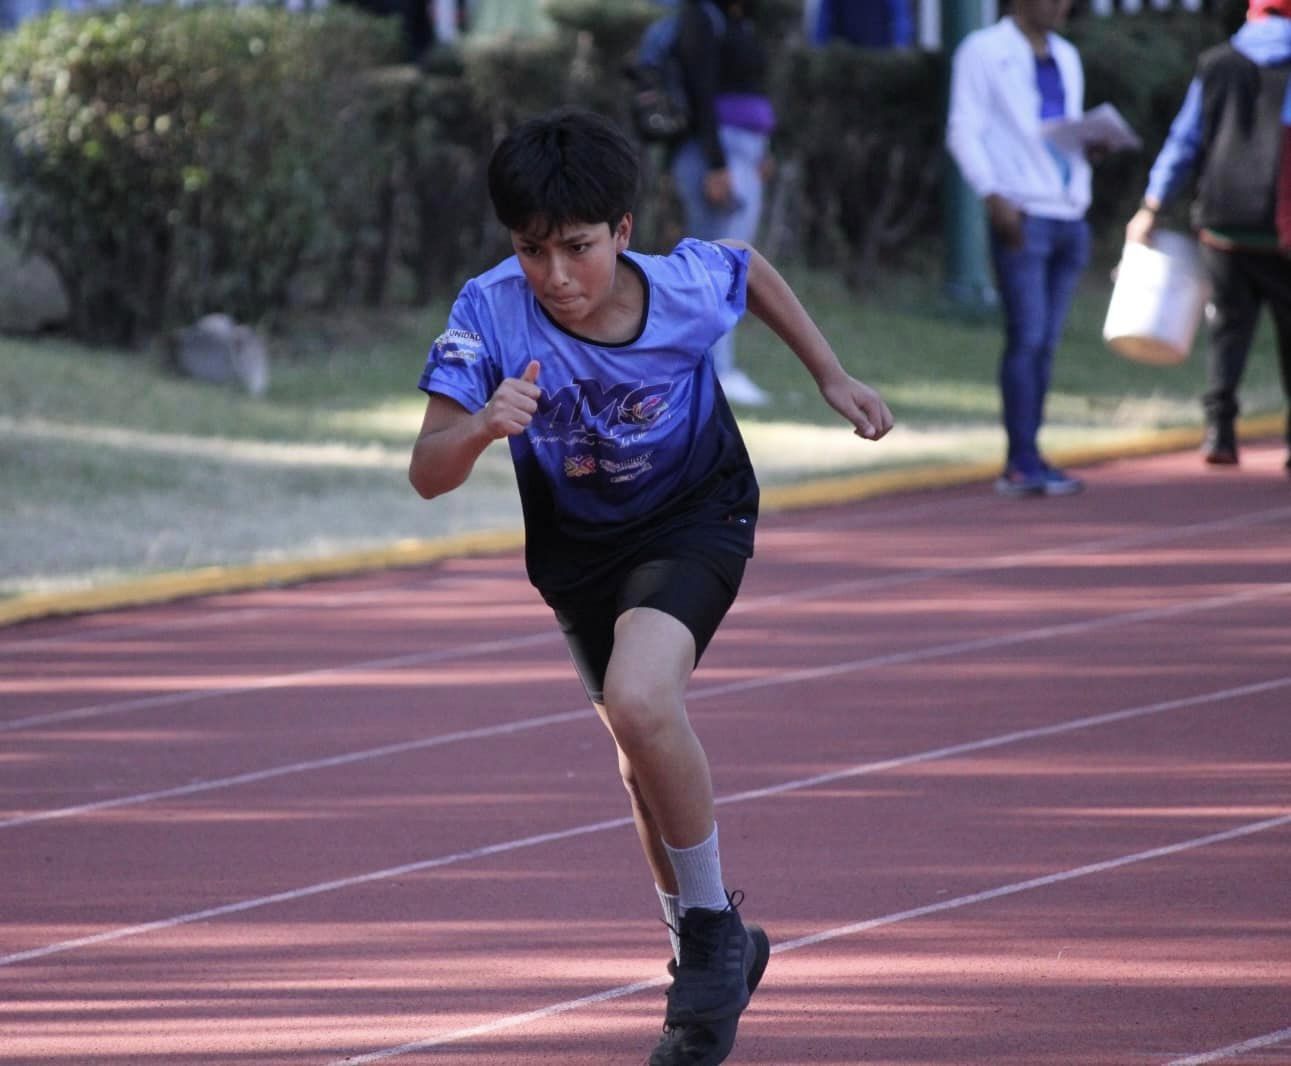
[[409, 108, 892, 1065]]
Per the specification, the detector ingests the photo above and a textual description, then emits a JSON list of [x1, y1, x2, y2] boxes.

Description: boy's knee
[[602, 675, 681, 747]]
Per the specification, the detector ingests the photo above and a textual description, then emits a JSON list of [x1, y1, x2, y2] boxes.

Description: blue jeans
[[671, 126, 768, 376], [989, 215, 1090, 475]]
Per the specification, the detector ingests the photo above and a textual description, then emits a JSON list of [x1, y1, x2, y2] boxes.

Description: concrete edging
[[2, 412, 1283, 628]]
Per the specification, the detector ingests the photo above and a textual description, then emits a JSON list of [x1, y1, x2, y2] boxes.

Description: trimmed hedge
[[1068, 11, 1225, 235], [771, 43, 946, 284], [0, 4, 400, 343]]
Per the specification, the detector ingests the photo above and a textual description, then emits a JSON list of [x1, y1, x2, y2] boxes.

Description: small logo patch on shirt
[[563, 455, 598, 478], [432, 328, 484, 366], [599, 454, 653, 483], [620, 395, 668, 426]]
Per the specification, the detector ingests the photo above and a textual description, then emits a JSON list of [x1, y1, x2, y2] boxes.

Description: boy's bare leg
[[600, 607, 716, 852], [591, 720, 680, 895], [597, 607, 768, 1064]]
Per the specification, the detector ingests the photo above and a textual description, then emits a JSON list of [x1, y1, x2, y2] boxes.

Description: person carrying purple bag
[[669, 0, 777, 407]]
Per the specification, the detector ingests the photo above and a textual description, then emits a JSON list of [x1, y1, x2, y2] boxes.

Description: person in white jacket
[[947, 0, 1092, 497]]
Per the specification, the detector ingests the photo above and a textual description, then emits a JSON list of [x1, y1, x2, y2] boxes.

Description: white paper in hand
[[1043, 103, 1142, 154]]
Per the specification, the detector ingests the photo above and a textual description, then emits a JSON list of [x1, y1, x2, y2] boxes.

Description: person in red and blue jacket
[[1126, 0, 1291, 473]]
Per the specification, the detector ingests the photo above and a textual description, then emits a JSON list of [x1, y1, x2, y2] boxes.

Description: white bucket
[[1103, 230, 1212, 366]]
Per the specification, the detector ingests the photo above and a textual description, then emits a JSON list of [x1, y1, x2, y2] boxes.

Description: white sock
[[663, 825, 728, 914], [656, 884, 682, 962]]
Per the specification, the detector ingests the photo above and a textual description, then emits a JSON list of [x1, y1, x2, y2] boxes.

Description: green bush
[[772, 43, 947, 287], [390, 59, 497, 304], [0, 3, 400, 344]]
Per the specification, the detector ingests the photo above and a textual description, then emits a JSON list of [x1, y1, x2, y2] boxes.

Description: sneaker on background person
[[718, 367, 771, 407], [995, 465, 1045, 497], [1039, 462, 1083, 495], [1201, 422, 1239, 465], [995, 461, 1083, 498]]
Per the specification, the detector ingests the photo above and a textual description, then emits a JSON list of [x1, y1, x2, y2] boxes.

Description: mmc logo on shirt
[[538, 378, 671, 432]]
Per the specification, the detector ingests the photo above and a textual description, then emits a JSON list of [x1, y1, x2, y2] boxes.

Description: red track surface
[[2, 445, 1289, 1066]]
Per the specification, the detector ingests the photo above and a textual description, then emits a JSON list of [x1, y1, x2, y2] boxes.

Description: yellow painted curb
[[0, 529, 524, 629], [761, 412, 1283, 511], [760, 458, 1001, 511], [2, 412, 1283, 629]]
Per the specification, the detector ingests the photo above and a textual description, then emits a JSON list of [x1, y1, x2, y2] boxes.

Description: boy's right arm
[[409, 360, 541, 500]]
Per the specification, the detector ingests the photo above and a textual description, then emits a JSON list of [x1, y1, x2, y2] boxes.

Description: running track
[[2, 444, 1289, 1065]]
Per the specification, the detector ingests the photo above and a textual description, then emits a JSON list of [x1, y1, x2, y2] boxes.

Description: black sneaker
[[648, 895, 770, 1066], [660, 923, 771, 999], [1202, 423, 1239, 465]]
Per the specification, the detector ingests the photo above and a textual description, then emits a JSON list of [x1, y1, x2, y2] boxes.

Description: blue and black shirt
[[419, 238, 759, 602]]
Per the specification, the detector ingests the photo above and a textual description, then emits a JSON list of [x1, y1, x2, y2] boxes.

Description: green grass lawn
[[1, 260, 1285, 599], [736, 263, 1281, 432]]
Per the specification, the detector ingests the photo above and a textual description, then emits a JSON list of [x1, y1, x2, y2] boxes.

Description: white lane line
[[5, 580, 1290, 832], [1165, 1027, 1291, 1064], [3, 674, 1286, 966], [0, 815, 635, 968], [737, 503, 1291, 611], [6, 503, 1291, 732], [0, 708, 595, 830], [695, 583, 1291, 704], [0, 605, 284, 654], [0, 574, 501, 656], [328, 813, 1291, 1064], [5, 498, 1285, 738], [0, 631, 561, 733], [712, 676, 1291, 808], [772, 814, 1291, 953], [5, 498, 1285, 733]]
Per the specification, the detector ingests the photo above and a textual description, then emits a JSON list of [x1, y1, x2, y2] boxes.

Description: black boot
[[649, 893, 770, 1066], [1201, 422, 1238, 465]]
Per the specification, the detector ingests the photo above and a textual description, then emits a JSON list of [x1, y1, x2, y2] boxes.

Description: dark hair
[[487, 108, 639, 237]]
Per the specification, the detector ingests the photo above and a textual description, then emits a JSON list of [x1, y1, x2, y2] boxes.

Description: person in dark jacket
[[669, 0, 777, 407], [1126, 0, 1291, 472]]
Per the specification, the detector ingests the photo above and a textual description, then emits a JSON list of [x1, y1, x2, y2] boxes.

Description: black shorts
[[550, 548, 747, 705]]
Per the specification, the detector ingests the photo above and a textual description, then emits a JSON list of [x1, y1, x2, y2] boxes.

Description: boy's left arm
[[721, 240, 894, 441]]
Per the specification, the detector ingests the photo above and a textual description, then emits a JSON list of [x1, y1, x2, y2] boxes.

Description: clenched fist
[[480, 360, 542, 439]]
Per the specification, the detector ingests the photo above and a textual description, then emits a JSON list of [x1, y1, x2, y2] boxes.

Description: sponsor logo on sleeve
[[432, 328, 485, 366]]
